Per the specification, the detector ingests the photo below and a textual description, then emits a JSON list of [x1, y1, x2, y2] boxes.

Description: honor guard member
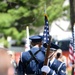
[[41, 48, 67, 75], [17, 35, 45, 75]]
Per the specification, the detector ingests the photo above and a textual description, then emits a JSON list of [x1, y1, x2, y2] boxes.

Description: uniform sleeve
[[57, 63, 67, 75], [47, 63, 66, 75], [17, 53, 25, 75]]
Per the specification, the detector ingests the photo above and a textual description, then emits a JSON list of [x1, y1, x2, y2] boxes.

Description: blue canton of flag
[[43, 14, 50, 45]]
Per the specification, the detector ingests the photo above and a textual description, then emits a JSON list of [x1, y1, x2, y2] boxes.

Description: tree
[[0, 0, 69, 46]]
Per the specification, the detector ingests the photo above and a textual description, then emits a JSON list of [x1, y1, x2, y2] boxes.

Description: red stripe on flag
[[69, 44, 74, 63], [74, 53, 75, 60]]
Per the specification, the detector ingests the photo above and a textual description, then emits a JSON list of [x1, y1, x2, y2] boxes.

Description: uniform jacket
[[48, 58, 66, 75], [17, 46, 66, 75], [17, 46, 45, 75]]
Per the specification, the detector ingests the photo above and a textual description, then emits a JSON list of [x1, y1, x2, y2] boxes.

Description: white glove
[[41, 65, 50, 74]]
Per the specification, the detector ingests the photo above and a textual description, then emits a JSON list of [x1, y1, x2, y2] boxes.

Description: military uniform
[[48, 58, 66, 75], [17, 35, 45, 75], [41, 48, 66, 75]]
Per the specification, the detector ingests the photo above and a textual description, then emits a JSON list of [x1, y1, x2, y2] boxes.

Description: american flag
[[69, 26, 75, 75], [43, 14, 50, 45], [69, 39, 74, 63], [69, 41, 75, 75]]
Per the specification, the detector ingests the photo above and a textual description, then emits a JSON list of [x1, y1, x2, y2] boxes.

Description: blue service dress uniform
[[47, 58, 66, 75], [17, 46, 45, 75]]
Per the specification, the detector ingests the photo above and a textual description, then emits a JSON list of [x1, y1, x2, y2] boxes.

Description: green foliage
[[3, 27, 26, 40], [47, 0, 65, 23], [30, 29, 35, 34], [0, 37, 9, 48], [0, 1, 7, 12], [0, 13, 14, 27], [8, 7, 30, 19], [0, 0, 69, 46]]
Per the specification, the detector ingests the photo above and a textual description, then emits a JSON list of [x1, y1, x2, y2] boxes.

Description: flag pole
[[42, 39, 51, 75], [25, 26, 30, 51], [42, 4, 51, 75]]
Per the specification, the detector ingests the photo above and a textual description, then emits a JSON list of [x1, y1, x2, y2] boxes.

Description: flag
[[69, 25, 75, 75], [69, 39, 74, 63], [25, 26, 30, 51], [69, 40, 75, 75], [43, 14, 50, 46], [42, 13, 51, 75]]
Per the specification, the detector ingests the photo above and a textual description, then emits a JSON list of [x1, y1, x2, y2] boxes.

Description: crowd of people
[[0, 35, 68, 75]]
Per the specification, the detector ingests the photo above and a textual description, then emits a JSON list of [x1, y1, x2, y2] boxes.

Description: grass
[[67, 67, 72, 75], [67, 70, 71, 75]]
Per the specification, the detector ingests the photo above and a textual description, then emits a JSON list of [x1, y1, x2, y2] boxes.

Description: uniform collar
[[50, 57, 55, 66]]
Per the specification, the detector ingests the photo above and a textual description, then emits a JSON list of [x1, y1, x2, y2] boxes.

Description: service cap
[[50, 43, 59, 49], [29, 35, 42, 43]]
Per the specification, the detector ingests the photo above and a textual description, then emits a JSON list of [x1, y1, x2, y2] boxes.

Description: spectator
[[7, 50, 17, 75], [0, 48, 11, 75]]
